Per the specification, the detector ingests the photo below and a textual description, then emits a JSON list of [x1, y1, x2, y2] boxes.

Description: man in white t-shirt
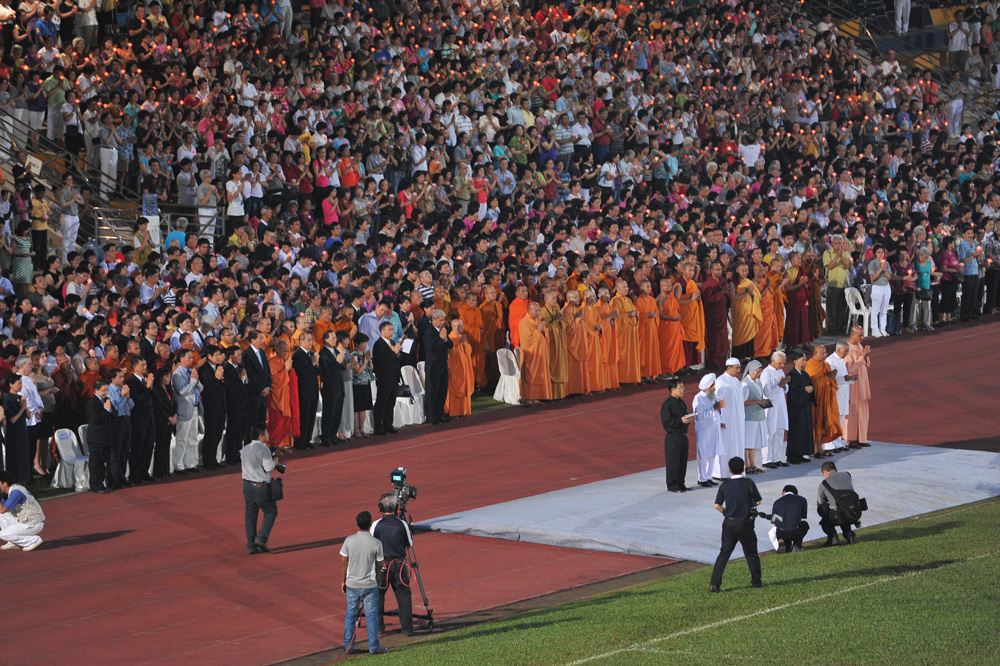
[[948, 11, 972, 71]]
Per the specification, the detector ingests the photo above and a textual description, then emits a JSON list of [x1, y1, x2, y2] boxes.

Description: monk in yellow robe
[[677, 263, 705, 367], [596, 286, 620, 390], [582, 289, 607, 391], [729, 261, 762, 360], [267, 340, 297, 449], [610, 279, 641, 384], [805, 344, 843, 453], [539, 290, 569, 399], [656, 277, 686, 375], [479, 286, 506, 385], [508, 284, 531, 348], [635, 279, 662, 380], [768, 257, 788, 343], [562, 290, 590, 396], [753, 263, 779, 359], [518, 301, 552, 403], [311, 306, 337, 348], [457, 293, 486, 389], [445, 320, 474, 417]]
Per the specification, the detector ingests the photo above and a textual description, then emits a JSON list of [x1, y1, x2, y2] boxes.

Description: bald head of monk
[[483, 285, 497, 301], [527, 301, 541, 319], [615, 279, 629, 296], [683, 262, 695, 280], [598, 286, 611, 303], [465, 291, 478, 307], [639, 279, 652, 295], [515, 283, 529, 300], [812, 344, 827, 361], [848, 325, 863, 343], [583, 288, 596, 304], [543, 290, 558, 308], [566, 290, 581, 306]]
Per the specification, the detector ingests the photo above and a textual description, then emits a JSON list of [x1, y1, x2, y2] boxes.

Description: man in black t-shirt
[[709, 457, 763, 593], [660, 378, 694, 492], [371, 494, 414, 636]]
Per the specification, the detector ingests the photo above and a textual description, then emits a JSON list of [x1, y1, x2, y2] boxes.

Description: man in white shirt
[[948, 11, 972, 71]]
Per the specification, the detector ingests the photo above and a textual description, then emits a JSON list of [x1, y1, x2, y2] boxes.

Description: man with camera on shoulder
[[709, 456, 763, 593], [371, 494, 414, 637], [241, 423, 283, 555]]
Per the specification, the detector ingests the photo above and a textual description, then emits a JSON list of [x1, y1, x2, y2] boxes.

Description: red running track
[[5, 319, 997, 666]]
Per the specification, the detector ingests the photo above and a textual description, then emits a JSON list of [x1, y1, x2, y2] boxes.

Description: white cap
[[725, 357, 741, 366]]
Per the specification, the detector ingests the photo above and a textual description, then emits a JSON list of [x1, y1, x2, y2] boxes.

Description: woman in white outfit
[[868, 245, 893, 337]]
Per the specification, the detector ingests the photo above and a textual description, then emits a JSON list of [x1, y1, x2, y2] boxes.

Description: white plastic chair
[[77, 424, 89, 456], [51, 428, 89, 492], [397, 366, 426, 426], [493, 349, 522, 405], [416, 361, 426, 386], [845, 287, 871, 338]]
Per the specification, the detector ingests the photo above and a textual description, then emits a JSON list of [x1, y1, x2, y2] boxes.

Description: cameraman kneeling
[[818, 461, 858, 546], [241, 423, 282, 555], [371, 494, 414, 636], [769, 484, 809, 552]]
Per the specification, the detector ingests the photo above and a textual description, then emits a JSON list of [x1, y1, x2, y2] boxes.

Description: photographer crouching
[[241, 423, 285, 555], [371, 494, 414, 637]]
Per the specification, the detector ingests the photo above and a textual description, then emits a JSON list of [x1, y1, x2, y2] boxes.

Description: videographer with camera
[[763, 485, 809, 552], [371, 494, 414, 637], [709, 456, 763, 593], [240, 423, 284, 555], [818, 461, 864, 546]]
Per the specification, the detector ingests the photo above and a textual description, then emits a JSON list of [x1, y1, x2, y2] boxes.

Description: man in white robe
[[693, 373, 725, 487], [712, 358, 747, 479], [760, 351, 790, 469], [825, 342, 854, 452]]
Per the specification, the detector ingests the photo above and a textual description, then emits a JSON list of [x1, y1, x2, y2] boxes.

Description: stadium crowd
[[0, 0, 999, 492]]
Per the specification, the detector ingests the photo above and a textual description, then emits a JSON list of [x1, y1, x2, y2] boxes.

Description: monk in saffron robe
[[635, 279, 662, 380], [457, 292, 486, 389], [445, 320, 474, 417], [656, 277, 686, 375], [508, 284, 531, 348], [311, 306, 337, 348], [539, 290, 569, 399], [803, 253, 825, 342], [610, 279, 641, 384], [783, 252, 811, 349], [805, 344, 842, 454], [518, 301, 552, 402], [267, 340, 298, 449], [678, 262, 705, 367], [582, 289, 607, 391], [767, 257, 788, 342], [596, 286, 620, 390], [729, 261, 762, 361], [432, 283, 457, 320], [700, 262, 729, 369], [562, 290, 591, 395], [479, 286, 506, 385], [753, 263, 780, 359], [332, 304, 359, 350]]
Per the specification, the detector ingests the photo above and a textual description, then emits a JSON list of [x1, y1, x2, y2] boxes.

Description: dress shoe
[[320, 440, 333, 448], [752, 581, 762, 589], [679, 485, 690, 492], [762, 462, 779, 469], [129, 477, 144, 485], [187, 467, 201, 473], [823, 535, 841, 547], [845, 533, 858, 545], [174, 468, 190, 475], [247, 546, 263, 555], [94, 487, 114, 494], [668, 488, 684, 493], [254, 540, 271, 553], [429, 419, 441, 425], [386, 427, 399, 434], [141, 473, 156, 482], [788, 458, 802, 465], [858, 442, 871, 447], [708, 585, 723, 593], [698, 481, 715, 487], [373, 430, 388, 436], [118, 480, 133, 488], [440, 416, 452, 423], [792, 544, 804, 552], [799, 456, 812, 463], [401, 630, 413, 637], [216, 462, 228, 468], [778, 461, 790, 467]]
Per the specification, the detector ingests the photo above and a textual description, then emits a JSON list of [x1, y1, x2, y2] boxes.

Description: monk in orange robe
[[753, 264, 779, 359], [582, 289, 607, 391], [539, 290, 569, 399], [311, 306, 337, 347], [445, 320, 474, 417], [656, 277, 686, 375], [805, 344, 842, 454], [457, 292, 486, 389], [508, 284, 531, 348], [267, 340, 297, 448], [596, 286, 620, 390], [518, 301, 552, 402], [729, 261, 762, 361], [634, 279, 662, 380], [432, 284, 457, 320], [768, 257, 788, 343], [479, 286, 506, 385], [331, 305, 359, 350], [610, 280, 641, 384], [677, 263, 705, 367], [562, 290, 590, 395], [99, 346, 122, 379]]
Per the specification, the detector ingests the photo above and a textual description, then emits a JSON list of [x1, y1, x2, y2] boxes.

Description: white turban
[[699, 373, 717, 391]]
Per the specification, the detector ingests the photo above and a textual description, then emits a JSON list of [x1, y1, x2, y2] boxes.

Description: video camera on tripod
[[383, 467, 433, 631], [390, 467, 417, 516]]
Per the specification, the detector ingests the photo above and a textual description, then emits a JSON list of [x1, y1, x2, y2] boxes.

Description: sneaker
[[846, 533, 858, 545], [708, 584, 723, 593], [371, 647, 390, 655], [22, 537, 43, 552], [1, 542, 20, 550], [923, 325, 935, 332], [792, 545, 804, 552]]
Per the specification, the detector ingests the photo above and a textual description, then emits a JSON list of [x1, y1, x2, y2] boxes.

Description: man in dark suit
[[86, 380, 115, 494], [291, 333, 319, 450], [243, 329, 272, 433], [768, 484, 809, 552], [200, 345, 228, 469], [223, 346, 250, 464], [422, 309, 453, 425], [372, 321, 404, 436], [139, 320, 159, 368], [318, 330, 347, 446], [125, 358, 156, 484]]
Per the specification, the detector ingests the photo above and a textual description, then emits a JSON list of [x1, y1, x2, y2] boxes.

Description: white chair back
[[497, 349, 520, 377], [77, 424, 89, 456], [401, 365, 425, 397], [493, 349, 522, 405], [52, 428, 89, 492], [844, 287, 871, 337], [416, 361, 426, 385]]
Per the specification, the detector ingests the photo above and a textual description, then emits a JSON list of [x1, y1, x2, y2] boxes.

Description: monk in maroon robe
[[700, 262, 730, 369]]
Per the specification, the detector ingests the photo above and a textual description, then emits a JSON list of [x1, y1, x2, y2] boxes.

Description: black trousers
[[776, 520, 810, 551], [960, 274, 981, 319], [243, 481, 278, 552], [377, 558, 414, 632], [130, 417, 154, 481], [111, 417, 130, 486], [153, 422, 173, 477], [710, 517, 762, 588], [320, 390, 344, 444], [373, 380, 398, 433], [203, 413, 226, 467], [826, 286, 847, 334], [819, 504, 855, 540], [664, 433, 688, 490], [295, 397, 318, 446], [88, 439, 112, 491], [224, 412, 247, 464], [984, 269, 1000, 314], [247, 394, 268, 436], [424, 366, 448, 421], [731, 341, 754, 361]]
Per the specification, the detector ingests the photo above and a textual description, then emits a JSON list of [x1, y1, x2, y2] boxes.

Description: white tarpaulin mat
[[416, 442, 1000, 564]]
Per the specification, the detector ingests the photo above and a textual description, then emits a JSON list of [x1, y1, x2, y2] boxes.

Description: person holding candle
[[867, 245, 892, 337], [956, 224, 983, 321]]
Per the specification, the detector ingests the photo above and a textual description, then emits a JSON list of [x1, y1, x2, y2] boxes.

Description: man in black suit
[[223, 346, 250, 464], [318, 330, 347, 446], [86, 380, 115, 494], [372, 321, 404, 436], [200, 345, 228, 469], [291, 333, 319, 450], [243, 330, 272, 433], [126, 359, 156, 484], [422, 309, 453, 425], [139, 320, 159, 368]]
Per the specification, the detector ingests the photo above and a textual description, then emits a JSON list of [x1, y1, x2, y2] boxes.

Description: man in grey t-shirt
[[340, 511, 387, 655]]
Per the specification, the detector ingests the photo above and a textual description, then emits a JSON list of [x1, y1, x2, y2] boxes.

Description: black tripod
[[385, 509, 434, 631]]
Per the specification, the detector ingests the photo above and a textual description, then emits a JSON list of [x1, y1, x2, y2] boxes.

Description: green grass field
[[363, 499, 1000, 666]]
